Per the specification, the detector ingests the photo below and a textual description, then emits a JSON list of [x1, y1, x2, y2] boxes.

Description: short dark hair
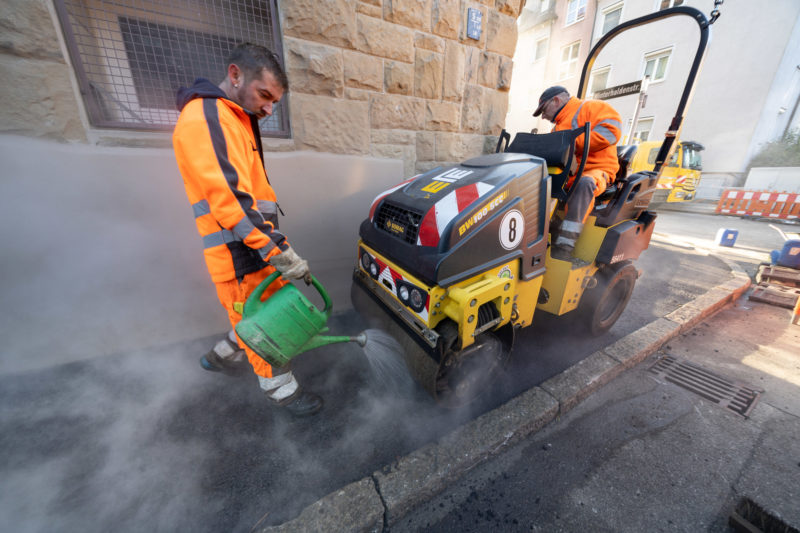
[[227, 43, 289, 91]]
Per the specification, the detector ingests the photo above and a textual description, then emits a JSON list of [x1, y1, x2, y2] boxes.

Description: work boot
[[259, 370, 323, 417], [199, 335, 248, 377], [278, 389, 324, 418], [551, 220, 583, 262]]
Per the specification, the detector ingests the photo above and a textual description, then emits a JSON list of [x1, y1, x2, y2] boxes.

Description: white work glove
[[269, 247, 311, 284]]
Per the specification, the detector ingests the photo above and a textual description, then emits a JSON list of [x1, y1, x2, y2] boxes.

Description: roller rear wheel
[[580, 261, 638, 336]]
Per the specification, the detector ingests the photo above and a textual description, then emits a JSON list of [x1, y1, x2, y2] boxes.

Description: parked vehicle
[[628, 140, 704, 203]]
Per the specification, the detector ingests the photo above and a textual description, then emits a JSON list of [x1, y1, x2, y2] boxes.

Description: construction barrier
[[716, 189, 800, 220], [793, 295, 800, 325]]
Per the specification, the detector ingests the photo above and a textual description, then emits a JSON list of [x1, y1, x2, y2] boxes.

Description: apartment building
[[507, 0, 800, 197]]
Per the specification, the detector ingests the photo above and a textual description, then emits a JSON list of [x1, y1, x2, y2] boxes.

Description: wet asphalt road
[[0, 218, 733, 531]]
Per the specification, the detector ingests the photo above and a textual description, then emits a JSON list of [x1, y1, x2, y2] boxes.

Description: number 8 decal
[[499, 210, 524, 250]]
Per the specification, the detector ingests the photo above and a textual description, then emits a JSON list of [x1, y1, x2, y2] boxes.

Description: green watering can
[[235, 271, 366, 367]]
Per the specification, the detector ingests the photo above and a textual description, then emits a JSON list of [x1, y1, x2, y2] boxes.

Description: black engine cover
[[359, 153, 550, 287]]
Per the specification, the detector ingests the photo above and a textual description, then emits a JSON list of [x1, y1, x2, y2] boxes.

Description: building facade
[[507, 0, 800, 197]]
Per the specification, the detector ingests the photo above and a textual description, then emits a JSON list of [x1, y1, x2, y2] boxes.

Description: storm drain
[[729, 497, 799, 533], [649, 354, 762, 417]]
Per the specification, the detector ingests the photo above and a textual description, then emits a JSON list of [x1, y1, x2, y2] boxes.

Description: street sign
[[594, 80, 642, 100], [467, 8, 482, 40]]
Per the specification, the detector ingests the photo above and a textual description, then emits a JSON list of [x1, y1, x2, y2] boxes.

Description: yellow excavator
[[351, 3, 723, 407]]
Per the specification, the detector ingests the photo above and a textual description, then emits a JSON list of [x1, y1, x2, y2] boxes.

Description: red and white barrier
[[716, 189, 800, 220]]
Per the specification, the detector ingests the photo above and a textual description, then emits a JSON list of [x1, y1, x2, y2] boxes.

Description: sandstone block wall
[[0, 0, 522, 172], [282, 0, 523, 175], [0, 0, 86, 141]]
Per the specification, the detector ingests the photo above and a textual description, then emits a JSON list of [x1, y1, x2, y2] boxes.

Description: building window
[[643, 48, 672, 83], [53, 0, 289, 137], [601, 3, 623, 35], [632, 117, 654, 142], [589, 66, 611, 96], [559, 41, 581, 80], [533, 37, 549, 62], [566, 0, 587, 26], [659, 0, 683, 9], [540, 0, 551, 12]]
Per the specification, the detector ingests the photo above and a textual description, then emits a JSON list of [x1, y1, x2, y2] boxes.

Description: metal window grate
[[375, 202, 423, 244], [53, 0, 289, 137]]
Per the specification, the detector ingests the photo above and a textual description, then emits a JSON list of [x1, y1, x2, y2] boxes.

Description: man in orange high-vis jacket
[[533, 86, 622, 261], [173, 43, 322, 417]]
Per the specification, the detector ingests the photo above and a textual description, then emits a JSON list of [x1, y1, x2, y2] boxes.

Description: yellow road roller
[[351, 3, 721, 407]]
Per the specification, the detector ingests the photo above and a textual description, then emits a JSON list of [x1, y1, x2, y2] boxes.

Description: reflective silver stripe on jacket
[[257, 241, 276, 260], [192, 199, 210, 218], [257, 200, 278, 218], [594, 119, 622, 144], [571, 102, 586, 129], [202, 229, 239, 248], [193, 199, 277, 220], [572, 103, 621, 144], [202, 227, 277, 257]]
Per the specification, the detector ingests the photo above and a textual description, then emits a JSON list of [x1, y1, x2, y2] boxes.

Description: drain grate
[[649, 354, 762, 417], [729, 497, 799, 533]]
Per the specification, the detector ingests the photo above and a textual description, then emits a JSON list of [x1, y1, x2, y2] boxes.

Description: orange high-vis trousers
[[214, 267, 288, 378]]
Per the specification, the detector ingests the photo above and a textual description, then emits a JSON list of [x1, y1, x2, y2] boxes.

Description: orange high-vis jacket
[[173, 79, 289, 282], [553, 96, 622, 183]]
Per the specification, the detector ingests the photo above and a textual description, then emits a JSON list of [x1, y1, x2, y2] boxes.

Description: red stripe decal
[[418, 207, 439, 247], [455, 184, 479, 211]]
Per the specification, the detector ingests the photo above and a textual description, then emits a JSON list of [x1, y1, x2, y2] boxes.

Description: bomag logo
[[385, 219, 406, 235], [458, 190, 509, 236]]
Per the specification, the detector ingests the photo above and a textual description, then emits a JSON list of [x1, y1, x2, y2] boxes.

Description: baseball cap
[[533, 85, 569, 117]]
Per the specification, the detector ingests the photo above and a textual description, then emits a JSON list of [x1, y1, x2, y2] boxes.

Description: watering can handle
[[242, 271, 333, 317], [310, 275, 334, 315]]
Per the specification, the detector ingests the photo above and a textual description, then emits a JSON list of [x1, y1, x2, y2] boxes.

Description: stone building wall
[[0, 0, 87, 142], [0, 0, 523, 174], [280, 0, 523, 175]]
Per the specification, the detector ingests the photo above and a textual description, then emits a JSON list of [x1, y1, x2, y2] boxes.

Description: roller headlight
[[409, 288, 423, 309], [361, 251, 371, 270], [395, 281, 427, 313], [369, 262, 379, 277], [398, 286, 409, 301]]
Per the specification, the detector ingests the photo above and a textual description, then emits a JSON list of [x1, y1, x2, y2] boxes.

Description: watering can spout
[[352, 332, 367, 347], [300, 332, 367, 352]]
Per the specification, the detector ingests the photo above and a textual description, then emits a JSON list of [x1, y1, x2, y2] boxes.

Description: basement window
[[53, 0, 290, 137]]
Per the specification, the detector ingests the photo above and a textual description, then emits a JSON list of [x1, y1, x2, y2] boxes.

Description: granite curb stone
[[602, 317, 681, 369], [258, 477, 383, 533], [540, 350, 622, 413], [376, 386, 558, 526]]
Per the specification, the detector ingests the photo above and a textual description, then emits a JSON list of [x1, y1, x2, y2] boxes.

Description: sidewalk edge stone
[[375, 386, 558, 525], [540, 350, 622, 413], [256, 477, 384, 533]]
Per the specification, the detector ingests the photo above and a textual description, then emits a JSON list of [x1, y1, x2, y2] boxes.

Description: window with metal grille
[[53, 0, 289, 137]]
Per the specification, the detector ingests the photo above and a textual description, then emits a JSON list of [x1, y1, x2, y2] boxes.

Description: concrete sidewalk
[[260, 256, 762, 532]]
